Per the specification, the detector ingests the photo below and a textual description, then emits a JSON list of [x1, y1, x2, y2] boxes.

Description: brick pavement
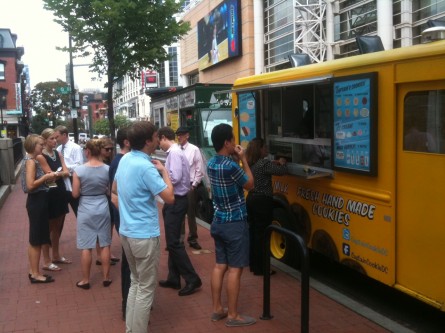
[[0, 182, 391, 333]]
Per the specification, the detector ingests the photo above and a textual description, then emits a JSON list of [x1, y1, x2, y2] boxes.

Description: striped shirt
[[207, 154, 248, 224]]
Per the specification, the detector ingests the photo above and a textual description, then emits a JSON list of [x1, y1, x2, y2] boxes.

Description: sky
[[0, 0, 105, 91]]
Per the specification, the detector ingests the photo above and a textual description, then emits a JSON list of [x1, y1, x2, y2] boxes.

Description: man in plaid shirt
[[207, 123, 256, 327]]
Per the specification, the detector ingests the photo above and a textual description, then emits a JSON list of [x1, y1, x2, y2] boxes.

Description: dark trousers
[[114, 209, 131, 317], [163, 195, 200, 285], [181, 186, 198, 244], [246, 192, 273, 275], [120, 246, 131, 315]]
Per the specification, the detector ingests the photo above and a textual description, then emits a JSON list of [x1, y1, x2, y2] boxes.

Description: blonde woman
[[37, 128, 71, 272], [72, 139, 112, 289], [21, 134, 58, 283]]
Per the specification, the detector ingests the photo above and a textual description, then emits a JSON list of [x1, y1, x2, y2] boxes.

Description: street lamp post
[[0, 88, 8, 138]]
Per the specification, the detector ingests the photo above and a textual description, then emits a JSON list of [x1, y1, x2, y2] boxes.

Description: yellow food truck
[[230, 34, 445, 310]]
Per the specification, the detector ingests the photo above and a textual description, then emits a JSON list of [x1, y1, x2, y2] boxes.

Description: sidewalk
[[0, 182, 392, 333]]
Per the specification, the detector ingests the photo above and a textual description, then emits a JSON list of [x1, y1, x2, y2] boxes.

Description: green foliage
[[30, 113, 49, 135], [94, 119, 110, 136], [115, 114, 132, 129], [30, 80, 71, 118], [93, 113, 132, 136], [43, 0, 190, 140], [29, 80, 72, 134]]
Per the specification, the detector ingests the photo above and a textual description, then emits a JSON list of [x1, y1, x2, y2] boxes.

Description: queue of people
[[21, 121, 287, 331]]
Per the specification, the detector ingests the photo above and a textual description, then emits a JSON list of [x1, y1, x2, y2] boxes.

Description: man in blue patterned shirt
[[207, 123, 256, 327]]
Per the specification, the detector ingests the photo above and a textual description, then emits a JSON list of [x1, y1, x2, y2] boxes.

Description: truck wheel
[[341, 258, 367, 276], [290, 203, 312, 245], [311, 229, 339, 262], [270, 207, 296, 265]]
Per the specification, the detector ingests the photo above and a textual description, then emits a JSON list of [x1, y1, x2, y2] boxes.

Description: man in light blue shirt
[[157, 127, 202, 297], [111, 121, 174, 333]]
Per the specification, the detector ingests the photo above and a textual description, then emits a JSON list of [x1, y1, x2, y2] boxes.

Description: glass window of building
[[0, 63, 4, 80], [168, 47, 178, 87], [158, 61, 166, 88], [264, 0, 294, 71]]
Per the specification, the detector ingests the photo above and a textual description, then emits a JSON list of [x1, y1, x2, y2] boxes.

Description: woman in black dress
[[37, 128, 71, 271], [245, 138, 287, 276], [21, 134, 58, 283]]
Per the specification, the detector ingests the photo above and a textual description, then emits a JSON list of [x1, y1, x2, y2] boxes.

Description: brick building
[[0, 28, 26, 138]]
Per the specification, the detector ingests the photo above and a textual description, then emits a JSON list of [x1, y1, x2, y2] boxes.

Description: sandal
[[42, 263, 62, 271], [53, 257, 72, 264]]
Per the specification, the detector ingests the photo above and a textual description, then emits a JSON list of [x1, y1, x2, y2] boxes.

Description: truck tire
[[311, 229, 339, 262], [290, 203, 312, 245], [270, 207, 296, 265]]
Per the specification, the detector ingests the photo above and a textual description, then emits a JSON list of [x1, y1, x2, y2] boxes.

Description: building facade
[[0, 29, 26, 138], [112, 1, 445, 123], [112, 44, 182, 121], [179, 0, 445, 79]]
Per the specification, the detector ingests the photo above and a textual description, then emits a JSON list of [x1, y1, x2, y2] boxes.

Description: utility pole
[[69, 33, 79, 144]]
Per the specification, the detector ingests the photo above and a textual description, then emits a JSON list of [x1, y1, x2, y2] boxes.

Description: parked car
[[78, 133, 89, 142]]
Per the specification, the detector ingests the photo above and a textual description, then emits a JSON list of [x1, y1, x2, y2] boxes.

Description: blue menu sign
[[238, 92, 256, 148], [333, 73, 377, 175]]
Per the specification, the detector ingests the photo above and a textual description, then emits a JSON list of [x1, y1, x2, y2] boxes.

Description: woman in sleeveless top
[[72, 139, 112, 289], [37, 128, 71, 272], [21, 134, 58, 283]]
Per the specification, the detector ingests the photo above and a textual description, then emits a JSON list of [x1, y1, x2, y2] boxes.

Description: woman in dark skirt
[[21, 134, 58, 283], [37, 128, 72, 271]]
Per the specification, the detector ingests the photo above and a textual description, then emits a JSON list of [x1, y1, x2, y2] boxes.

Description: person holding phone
[[37, 128, 71, 271]]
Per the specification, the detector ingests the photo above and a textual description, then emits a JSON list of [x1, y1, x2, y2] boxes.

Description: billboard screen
[[197, 0, 241, 71]]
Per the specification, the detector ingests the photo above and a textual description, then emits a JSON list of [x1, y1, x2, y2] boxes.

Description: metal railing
[[261, 225, 310, 333]]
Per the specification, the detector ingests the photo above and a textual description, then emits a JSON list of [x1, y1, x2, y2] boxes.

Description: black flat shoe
[[189, 242, 202, 250], [103, 280, 112, 287], [76, 281, 90, 290], [30, 276, 55, 284]]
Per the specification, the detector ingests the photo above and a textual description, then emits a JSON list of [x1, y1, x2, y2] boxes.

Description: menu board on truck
[[238, 92, 257, 148], [332, 72, 378, 175]]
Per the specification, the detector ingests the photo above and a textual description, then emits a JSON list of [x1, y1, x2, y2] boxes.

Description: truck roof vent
[[422, 19, 445, 43], [355, 35, 384, 54], [288, 53, 311, 67]]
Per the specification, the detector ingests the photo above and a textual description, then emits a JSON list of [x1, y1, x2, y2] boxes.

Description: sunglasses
[[104, 147, 114, 152]]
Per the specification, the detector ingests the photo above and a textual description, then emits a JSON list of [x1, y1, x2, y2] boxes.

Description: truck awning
[[216, 74, 332, 94]]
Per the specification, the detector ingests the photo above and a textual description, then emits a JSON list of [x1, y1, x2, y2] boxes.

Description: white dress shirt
[[178, 142, 203, 188], [57, 140, 84, 174]]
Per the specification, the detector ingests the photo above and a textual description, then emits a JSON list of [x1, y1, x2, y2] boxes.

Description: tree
[[29, 80, 71, 133], [43, 0, 190, 141], [93, 114, 132, 136], [93, 119, 110, 136], [115, 114, 132, 129]]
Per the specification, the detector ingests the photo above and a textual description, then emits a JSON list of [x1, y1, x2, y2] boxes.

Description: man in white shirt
[[54, 125, 84, 216], [175, 126, 204, 250]]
